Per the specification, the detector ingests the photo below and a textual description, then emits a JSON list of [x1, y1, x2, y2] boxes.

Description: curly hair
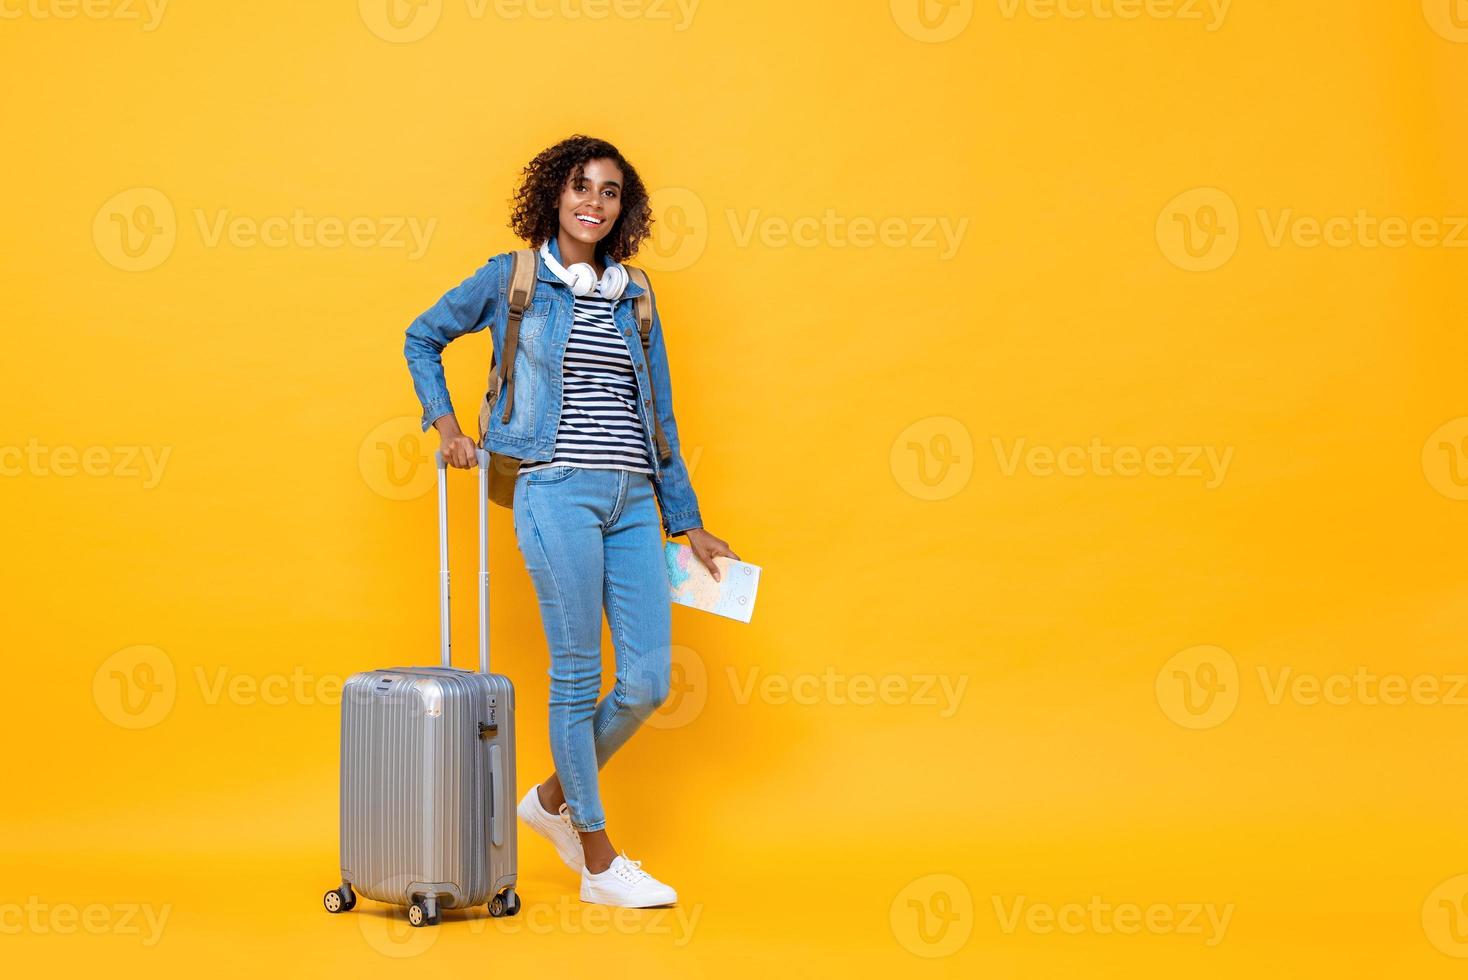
[[508, 135, 653, 263]]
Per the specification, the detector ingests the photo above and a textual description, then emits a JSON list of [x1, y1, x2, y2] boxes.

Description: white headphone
[[539, 239, 628, 300]]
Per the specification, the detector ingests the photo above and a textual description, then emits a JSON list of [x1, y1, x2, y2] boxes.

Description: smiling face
[[557, 157, 623, 253], [510, 136, 654, 263]]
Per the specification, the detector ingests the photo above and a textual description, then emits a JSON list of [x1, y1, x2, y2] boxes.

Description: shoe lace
[[557, 804, 581, 843], [615, 852, 651, 883]]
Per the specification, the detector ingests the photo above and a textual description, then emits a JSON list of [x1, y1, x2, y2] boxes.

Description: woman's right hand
[[434, 416, 479, 469]]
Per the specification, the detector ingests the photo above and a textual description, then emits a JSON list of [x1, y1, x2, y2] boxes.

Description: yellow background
[[3, 0, 1467, 976]]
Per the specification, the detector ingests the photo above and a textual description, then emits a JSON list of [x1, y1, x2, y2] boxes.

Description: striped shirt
[[519, 291, 653, 476]]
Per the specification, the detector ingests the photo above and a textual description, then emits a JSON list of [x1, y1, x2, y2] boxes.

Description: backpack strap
[[480, 249, 537, 440], [625, 266, 672, 461]]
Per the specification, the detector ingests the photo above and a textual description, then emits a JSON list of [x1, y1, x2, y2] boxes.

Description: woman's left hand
[[685, 527, 739, 582]]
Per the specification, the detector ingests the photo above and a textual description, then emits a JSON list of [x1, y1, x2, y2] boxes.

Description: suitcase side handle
[[489, 743, 505, 848], [434, 449, 491, 675]]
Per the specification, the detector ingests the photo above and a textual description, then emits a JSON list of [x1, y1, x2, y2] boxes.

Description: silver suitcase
[[323, 449, 520, 926]]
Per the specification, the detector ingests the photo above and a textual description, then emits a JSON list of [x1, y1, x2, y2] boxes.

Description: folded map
[[664, 541, 761, 623]]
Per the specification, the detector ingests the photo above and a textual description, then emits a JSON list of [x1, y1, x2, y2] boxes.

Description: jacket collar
[[533, 235, 646, 300]]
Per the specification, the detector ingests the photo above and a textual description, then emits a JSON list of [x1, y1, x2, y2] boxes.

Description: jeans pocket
[[526, 464, 577, 486]]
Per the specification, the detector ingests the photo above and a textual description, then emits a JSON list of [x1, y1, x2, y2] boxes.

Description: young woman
[[403, 135, 737, 908]]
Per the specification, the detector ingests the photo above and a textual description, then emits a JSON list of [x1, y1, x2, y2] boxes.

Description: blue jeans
[[512, 464, 672, 832]]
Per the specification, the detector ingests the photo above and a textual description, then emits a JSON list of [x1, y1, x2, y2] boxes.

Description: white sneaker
[[580, 852, 678, 908], [517, 785, 584, 873]]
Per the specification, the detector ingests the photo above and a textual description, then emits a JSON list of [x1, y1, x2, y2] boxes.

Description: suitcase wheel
[[322, 885, 356, 914], [408, 896, 440, 927], [488, 888, 521, 918]]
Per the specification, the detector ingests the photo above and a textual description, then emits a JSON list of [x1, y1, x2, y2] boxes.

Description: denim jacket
[[403, 236, 703, 537]]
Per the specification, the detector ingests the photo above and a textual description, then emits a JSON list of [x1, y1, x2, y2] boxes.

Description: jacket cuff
[[421, 404, 454, 433], [663, 511, 703, 537]]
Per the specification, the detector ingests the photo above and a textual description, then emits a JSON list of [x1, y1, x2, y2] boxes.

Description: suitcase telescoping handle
[[434, 448, 490, 675]]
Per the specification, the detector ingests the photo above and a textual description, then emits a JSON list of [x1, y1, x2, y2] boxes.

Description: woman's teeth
[[576, 214, 603, 225]]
